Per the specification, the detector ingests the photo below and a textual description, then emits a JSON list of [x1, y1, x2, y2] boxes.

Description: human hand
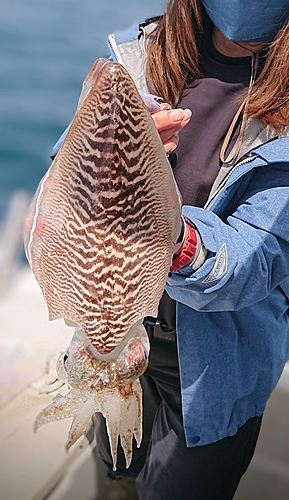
[[151, 108, 192, 153]]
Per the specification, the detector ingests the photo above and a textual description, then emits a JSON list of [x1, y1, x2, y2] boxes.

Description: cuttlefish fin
[[64, 318, 79, 328]]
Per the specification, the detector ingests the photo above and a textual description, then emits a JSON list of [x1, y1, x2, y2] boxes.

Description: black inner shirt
[[156, 31, 260, 330]]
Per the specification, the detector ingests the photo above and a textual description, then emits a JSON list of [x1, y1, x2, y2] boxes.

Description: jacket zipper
[[205, 154, 258, 210], [108, 34, 125, 65]]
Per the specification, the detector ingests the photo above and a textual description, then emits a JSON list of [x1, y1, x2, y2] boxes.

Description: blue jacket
[[170, 140, 289, 445], [54, 23, 289, 447]]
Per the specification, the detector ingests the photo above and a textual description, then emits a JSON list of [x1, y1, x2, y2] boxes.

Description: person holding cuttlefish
[[27, 1, 289, 499], [93, 1, 289, 499]]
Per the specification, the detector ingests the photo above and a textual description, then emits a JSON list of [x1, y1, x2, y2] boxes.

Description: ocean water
[[0, 0, 165, 220]]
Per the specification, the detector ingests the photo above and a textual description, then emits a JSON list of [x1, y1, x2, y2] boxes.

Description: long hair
[[146, 0, 203, 106], [245, 19, 289, 129], [146, 0, 289, 129]]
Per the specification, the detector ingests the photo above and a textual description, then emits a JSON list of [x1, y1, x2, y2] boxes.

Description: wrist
[[174, 216, 186, 255], [170, 216, 199, 272]]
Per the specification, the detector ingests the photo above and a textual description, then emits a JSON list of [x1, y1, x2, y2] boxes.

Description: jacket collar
[[108, 23, 157, 94]]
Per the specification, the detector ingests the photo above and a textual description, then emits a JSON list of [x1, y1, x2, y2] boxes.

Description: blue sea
[[0, 0, 165, 221]]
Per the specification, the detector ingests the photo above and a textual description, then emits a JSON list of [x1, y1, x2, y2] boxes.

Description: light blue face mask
[[201, 0, 289, 41]]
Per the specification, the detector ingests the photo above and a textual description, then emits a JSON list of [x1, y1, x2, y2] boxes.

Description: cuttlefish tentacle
[[34, 391, 79, 430], [34, 322, 149, 470], [66, 393, 98, 449], [102, 379, 143, 469]]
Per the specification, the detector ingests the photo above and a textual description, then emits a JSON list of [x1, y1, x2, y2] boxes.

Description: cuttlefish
[[23, 58, 181, 470]]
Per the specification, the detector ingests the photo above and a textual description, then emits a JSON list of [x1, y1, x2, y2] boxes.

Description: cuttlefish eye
[[116, 339, 148, 380], [56, 349, 70, 381]]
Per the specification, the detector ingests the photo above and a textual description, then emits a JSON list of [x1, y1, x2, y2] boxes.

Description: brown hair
[[246, 19, 289, 129], [146, 0, 203, 106], [146, 0, 289, 129]]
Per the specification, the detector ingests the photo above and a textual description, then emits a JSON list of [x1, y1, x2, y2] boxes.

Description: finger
[[158, 126, 180, 146], [152, 108, 192, 133], [162, 133, 179, 153]]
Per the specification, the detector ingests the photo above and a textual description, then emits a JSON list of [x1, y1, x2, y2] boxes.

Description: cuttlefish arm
[[34, 321, 149, 470]]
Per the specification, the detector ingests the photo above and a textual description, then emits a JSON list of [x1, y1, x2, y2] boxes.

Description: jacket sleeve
[[166, 161, 289, 311]]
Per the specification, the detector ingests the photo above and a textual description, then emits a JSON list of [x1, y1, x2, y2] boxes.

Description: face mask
[[201, 0, 289, 41]]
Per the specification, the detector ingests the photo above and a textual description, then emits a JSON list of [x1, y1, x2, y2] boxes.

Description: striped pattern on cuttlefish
[[24, 58, 181, 469]]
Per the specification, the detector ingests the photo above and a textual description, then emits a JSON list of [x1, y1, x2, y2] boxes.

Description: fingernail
[[183, 109, 192, 121], [169, 109, 186, 122]]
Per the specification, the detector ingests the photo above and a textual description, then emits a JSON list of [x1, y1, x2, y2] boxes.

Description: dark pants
[[93, 324, 262, 500]]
